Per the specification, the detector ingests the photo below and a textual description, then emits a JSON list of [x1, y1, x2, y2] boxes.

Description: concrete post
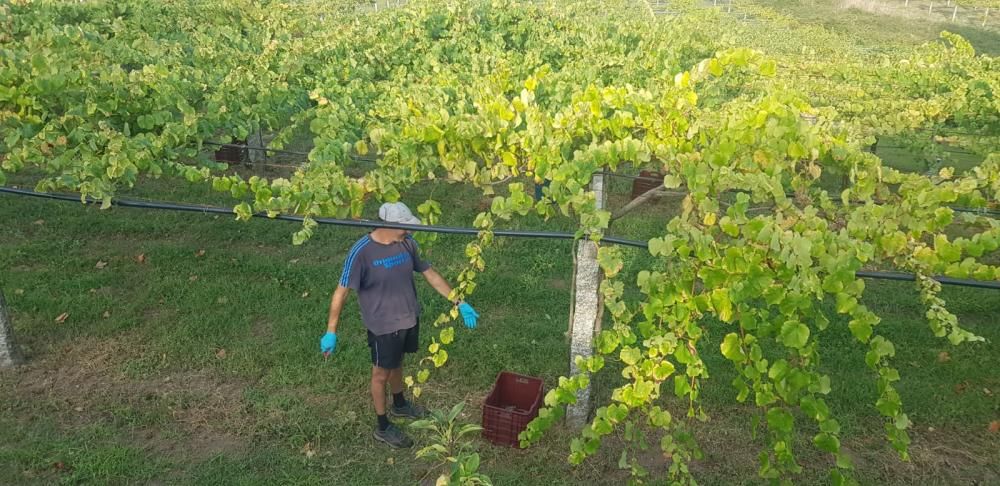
[[566, 173, 607, 427], [0, 290, 23, 367]]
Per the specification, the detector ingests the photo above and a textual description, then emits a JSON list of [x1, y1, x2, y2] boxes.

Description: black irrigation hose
[[3, 186, 999, 290], [202, 140, 311, 158], [854, 271, 1000, 290], [0, 186, 644, 248], [202, 141, 377, 163]]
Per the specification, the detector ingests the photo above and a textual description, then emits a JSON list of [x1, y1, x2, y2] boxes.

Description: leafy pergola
[[2, 0, 998, 482]]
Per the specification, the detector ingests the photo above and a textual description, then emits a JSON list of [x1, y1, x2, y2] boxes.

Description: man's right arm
[[327, 285, 351, 333]]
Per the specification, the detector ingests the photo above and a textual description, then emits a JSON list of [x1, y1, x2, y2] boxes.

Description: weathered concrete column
[[247, 131, 267, 167], [566, 173, 607, 427], [0, 289, 23, 367]]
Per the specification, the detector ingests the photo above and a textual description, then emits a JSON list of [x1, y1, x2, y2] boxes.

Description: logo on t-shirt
[[372, 252, 411, 269]]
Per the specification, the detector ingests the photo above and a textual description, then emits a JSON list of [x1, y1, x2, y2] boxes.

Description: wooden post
[[0, 290, 23, 367], [566, 172, 607, 428]]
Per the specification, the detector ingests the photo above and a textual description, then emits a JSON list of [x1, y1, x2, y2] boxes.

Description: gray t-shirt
[[339, 234, 431, 335]]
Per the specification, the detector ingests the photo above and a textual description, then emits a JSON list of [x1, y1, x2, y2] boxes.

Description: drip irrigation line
[[202, 141, 311, 158], [2, 186, 998, 290], [854, 271, 1000, 290], [876, 144, 980, 155], [0, 186, 644, 248]]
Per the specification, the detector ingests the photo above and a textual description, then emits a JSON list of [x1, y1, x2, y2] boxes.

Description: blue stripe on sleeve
[[339, 236, 371, 286]]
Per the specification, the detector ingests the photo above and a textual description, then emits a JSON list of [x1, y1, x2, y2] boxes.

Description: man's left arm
[[421, 268, 480, 329], [421, 268, 457, 304]]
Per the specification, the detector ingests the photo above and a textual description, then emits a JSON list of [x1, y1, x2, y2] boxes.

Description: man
[[320, 201, 480, 448]]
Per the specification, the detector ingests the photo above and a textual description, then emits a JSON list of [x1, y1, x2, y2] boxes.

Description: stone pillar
[[0, 289, 23, 367], [566, 173, 607, 427]]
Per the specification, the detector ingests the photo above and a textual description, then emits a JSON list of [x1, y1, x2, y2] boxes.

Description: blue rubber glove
[[320, 331, 338, 356], [458, 302, 479, 329]]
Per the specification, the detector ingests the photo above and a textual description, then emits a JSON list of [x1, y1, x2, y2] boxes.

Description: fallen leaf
[[954, 382, 968, 394], [216, 297, 229, 304], [989, 421, 1000, 433], [300, 442, 315, 458], [33, 219, 44, 225], [52, 462, 65, 471], [73, 406, 83, 412], [89, 288, 97, 293], [54, 312, 69, 323], [216, 348, 227, 359], [289, 258, 300, 264], [189, 275, 199, 282], [386, 457, 394, 465], [95, 261, 108, 269], [301, 291, 310, 298], [927, 426, 935, 432], [14, 289, 24, 295], [196, 249, 206, 257], [937, 351, 950, 363], [984, 388, 993, 396], [136, 253, 146, 264], [102, 310, 111, 319]]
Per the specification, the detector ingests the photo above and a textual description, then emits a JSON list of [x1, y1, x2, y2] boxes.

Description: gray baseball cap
[[378, 202, 422, 225]]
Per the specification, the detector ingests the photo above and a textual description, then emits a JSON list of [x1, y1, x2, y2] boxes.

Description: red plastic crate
[[631, 170, 663, 200], [213, 138, 247, 165], [482, 371, 543, 448]]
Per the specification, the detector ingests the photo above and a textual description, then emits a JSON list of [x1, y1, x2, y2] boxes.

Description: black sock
[[377, 414, 390, 431], [392, 392, 407, 408]]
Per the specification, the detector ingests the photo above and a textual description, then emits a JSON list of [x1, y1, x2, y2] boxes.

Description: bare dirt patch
[[1, 335, 250, 463]]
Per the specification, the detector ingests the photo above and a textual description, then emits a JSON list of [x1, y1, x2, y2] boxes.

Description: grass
[[1, 169, 998, 485], [747, 0, 1000, 56]]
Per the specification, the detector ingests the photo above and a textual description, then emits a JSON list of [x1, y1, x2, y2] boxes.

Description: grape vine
[[3, 0, 998, 483]]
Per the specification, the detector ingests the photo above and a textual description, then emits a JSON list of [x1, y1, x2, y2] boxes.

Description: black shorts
[[367, 323, 419, 369]]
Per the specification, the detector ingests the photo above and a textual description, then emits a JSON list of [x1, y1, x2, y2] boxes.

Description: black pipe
[[0, 186, 645, 248], [2, 186, 998, 290], [854, 271, 1000, 290]]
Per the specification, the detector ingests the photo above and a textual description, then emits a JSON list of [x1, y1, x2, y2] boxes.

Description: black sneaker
[[389, 401, 428, 419], [373, 424, 413, 449]]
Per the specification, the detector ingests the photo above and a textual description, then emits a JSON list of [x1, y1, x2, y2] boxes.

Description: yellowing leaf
[[439, 327, 455, 345], [524, 76, 537, 92], [703, 212, 717, 226]]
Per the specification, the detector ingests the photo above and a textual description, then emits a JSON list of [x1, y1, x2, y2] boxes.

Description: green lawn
[[1, 172, 997, 485], [747, 0, 1000, 56]]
